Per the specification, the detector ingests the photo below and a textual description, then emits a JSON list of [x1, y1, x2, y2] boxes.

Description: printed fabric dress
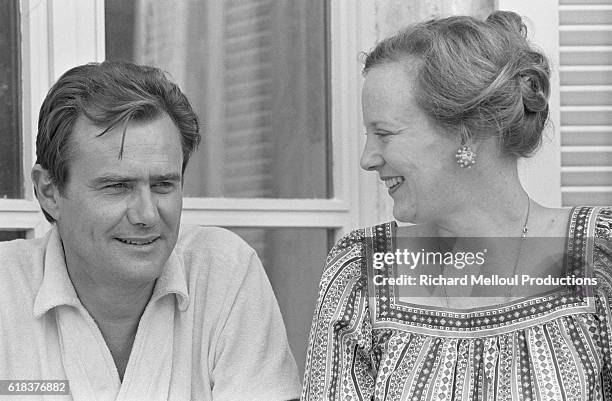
[[301, 206, 612, 401]]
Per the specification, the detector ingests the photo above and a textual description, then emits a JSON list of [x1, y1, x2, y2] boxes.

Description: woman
[[301, 11, 612, 400]]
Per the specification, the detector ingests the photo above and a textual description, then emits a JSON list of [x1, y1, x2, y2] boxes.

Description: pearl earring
[[455, 145, 476, 168]]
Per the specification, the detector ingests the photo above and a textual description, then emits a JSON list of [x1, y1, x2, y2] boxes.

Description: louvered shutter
[[559, 0, 612, 206]]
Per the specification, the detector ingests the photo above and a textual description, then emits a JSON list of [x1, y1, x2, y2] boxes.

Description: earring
[[455, 145, 476, 168]]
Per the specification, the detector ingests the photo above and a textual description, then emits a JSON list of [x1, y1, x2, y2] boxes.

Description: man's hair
[[363, 11, 550, 158], [35, 61, 200, 223]]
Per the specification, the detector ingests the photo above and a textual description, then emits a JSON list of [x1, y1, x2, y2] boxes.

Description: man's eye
[[105, 183, 129, 190], [153, 182, 175, 192]]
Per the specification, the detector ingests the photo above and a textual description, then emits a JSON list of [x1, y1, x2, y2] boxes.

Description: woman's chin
[[392, 205, 417, 224]]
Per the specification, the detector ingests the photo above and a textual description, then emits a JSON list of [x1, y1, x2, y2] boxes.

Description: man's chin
[[109, 260, 167, 284], [110, 249, 172, 281]]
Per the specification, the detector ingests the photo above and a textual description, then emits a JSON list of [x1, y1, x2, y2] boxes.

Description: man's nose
[[127, 187, 159, 227], [360, 136, 384, 171]]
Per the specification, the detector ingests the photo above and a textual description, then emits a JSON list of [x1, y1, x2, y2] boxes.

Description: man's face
[[55, 113, 184, 288]]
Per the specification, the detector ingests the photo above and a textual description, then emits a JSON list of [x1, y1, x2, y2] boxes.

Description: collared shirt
[[0, 225, 301, 401]]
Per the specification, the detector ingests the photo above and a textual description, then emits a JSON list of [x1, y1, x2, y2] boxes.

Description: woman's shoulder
[[324, 227, 366, 266], [592, 207, 612, 291], [594, 206, 612, 240], [320, 222, 394, 286], [325, 222, 394, 264], [566, 205, 611, 248], [591, 206, 611, 262]]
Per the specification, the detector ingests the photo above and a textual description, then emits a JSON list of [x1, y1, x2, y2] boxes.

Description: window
[[1, 0, 377, 375], [231, 227, 332, 371], [0, 0, 21, 199], [0, 0, 375, 373], [0, 230, 26, 241], [105, 0, 331, 199], [104, 1, 336, 371]]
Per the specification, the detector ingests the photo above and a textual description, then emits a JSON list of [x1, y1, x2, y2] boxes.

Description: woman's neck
[[433, 171, 530, 238]]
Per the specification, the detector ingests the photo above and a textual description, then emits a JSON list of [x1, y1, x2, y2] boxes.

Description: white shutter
[[559, 0, 612, 206]]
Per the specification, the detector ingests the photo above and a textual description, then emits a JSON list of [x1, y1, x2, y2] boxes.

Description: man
[[0, 62, 301, 400]]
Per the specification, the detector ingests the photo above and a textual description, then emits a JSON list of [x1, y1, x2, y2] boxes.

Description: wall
[[375, 0, 495, 38]]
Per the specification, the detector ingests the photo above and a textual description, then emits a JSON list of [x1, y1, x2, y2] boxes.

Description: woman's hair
[[363, 11, 550, 158], [36, 61, 200, 223]]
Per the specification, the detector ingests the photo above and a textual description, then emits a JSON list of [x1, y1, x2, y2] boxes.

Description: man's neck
[[67, 265, 156, 324], [65, 264, 156, 381]]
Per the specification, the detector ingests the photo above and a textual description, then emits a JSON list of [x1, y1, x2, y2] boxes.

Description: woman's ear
[[31, 164, 61, 221]]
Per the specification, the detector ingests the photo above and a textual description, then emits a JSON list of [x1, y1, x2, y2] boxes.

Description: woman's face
[[361, 62, 462, 223]]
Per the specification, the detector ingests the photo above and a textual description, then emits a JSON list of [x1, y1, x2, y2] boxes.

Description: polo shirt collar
[[33, 227, 189, 318], [150, 250, 190, 312]]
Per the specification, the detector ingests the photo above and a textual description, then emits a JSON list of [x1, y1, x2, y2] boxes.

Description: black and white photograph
[[0, 0, 611, 400]]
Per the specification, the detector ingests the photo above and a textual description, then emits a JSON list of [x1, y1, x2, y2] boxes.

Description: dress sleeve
[[301, 230, 375, 401], [209, 249, 302, 401], [594, 207, 612, 397]]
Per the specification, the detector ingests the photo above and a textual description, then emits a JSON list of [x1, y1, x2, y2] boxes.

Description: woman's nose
[[360, 136, 384, 171]]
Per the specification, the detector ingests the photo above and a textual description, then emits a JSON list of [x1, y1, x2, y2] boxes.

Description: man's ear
[[31, 164, 61, 221]]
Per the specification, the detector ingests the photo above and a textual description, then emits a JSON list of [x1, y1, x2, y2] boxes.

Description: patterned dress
[[302, 206, 612, 400]]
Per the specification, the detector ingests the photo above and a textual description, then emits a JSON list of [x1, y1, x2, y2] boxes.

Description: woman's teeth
[[384, 176, 405, 189]]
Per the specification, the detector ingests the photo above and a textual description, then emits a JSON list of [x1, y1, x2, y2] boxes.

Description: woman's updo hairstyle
[[363, 11, 550, 158]]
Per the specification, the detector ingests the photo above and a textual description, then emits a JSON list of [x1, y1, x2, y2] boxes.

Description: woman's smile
[[382, 176, 405, 193]]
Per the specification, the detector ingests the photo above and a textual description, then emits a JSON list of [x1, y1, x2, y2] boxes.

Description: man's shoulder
[[0, 235, 48, 268], [174, 226, 264, 300], [175, 225, 255, 265], [0, 235, 49, 304]]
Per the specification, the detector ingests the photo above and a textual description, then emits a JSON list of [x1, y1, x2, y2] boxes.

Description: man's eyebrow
[[90, 175, 134, 186], [90, 173, 182, 186]]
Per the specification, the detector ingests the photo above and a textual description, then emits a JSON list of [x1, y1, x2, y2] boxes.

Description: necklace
[[439, 196, 531, 306], [505, 197, 531, 300]]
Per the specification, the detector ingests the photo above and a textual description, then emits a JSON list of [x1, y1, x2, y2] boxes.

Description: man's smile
[[115, 236, 160, 246]]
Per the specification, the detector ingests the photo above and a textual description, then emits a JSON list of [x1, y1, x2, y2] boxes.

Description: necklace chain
[[440, 197, 531, 306], [506, 197, 531, 299]]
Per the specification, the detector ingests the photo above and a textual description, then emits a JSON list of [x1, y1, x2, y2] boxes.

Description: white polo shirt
[[0, 225, 301, 401]]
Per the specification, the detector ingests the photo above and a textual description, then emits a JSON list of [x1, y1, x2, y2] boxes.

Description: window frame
[[0, 0, 381, 239]]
